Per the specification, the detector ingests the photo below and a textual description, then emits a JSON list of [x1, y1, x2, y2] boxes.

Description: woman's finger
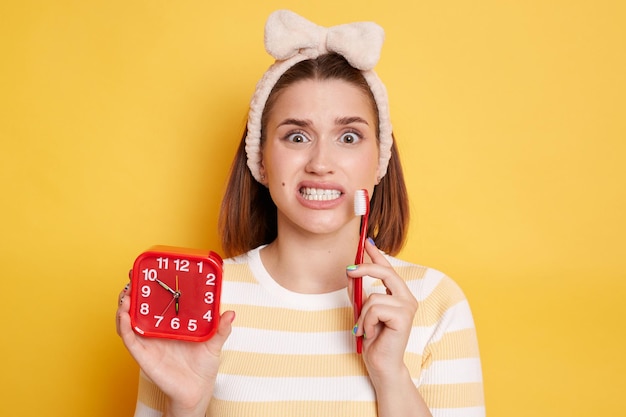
[[364, 237, 391, 266], [116, 282, 132, 336], [116, 296, 134, 343], [346, 262, 410, 300], [361, 239, 410, 297], [205, 311, 236, 355], [118, 282, 131, 304]]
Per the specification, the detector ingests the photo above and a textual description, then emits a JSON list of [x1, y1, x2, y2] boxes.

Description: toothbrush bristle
[[354, 189, 368, 215]]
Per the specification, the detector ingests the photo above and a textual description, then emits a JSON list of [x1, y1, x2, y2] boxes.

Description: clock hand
[[175, 275, 180, 315], [155, 278, 177, 296], [159, 296, 176, 317], [157, 289, 181, 318]]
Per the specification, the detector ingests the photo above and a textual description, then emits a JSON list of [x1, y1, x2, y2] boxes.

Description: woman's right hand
[[116, 283, 235, 417]]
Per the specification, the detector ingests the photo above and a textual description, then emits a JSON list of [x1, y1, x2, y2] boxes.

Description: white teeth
[[300, 187, 342, 201]]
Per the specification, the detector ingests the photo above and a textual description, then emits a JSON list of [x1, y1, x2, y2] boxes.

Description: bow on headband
[[265, 10, 385, 70]]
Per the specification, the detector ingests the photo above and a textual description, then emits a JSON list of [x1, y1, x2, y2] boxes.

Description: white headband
[[245, 10, 393, 183]]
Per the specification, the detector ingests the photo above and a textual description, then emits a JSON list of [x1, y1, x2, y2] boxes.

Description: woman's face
[[261, 78, 380, 237]]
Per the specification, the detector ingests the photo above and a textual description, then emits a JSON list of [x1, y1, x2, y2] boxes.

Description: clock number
[[204, 291, 214, 304], [140, 303, 150, 315], [203, 310, 213, 322], [156, 257, 169, 270], [141, 285, 151, 297], [142, 268, 157, 281], [152, 317, 200, 331], [197, 261, 203, 274], [206, 273, 216, 285], [173, 259, 189, 272], [187, 319, 197, 331]]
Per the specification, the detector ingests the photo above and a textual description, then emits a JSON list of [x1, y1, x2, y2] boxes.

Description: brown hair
[[218, 54, 409, 257]]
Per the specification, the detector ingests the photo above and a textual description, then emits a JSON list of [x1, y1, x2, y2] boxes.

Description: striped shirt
[[134, 246, 485, 417]]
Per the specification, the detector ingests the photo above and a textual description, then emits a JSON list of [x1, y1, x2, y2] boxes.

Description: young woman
[[117, 10, 485, 417]]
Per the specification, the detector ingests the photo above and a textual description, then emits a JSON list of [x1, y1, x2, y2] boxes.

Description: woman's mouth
[[299, 187, 342, 201]]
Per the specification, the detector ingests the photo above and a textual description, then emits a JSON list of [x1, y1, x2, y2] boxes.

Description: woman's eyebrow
[[277, 118, 312, 128], [336, 116, 370, 126]]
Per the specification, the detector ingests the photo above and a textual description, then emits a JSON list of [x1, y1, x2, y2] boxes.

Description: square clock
[[129, 246, 223, 342]]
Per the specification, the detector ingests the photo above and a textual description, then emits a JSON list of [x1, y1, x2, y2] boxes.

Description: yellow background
[[1, 1, 624, 416]]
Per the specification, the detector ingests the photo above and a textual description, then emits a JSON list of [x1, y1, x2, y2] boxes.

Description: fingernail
[[367, 237, 376, 246], [346, 264, 358, 271], [352, 324, 358, 336], [119, 296, 125, 305], [123, 283, 130, 292]]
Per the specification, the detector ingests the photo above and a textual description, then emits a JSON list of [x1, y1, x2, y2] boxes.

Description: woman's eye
[[340, 132, 361, 144], [286, 132, 309, 143]]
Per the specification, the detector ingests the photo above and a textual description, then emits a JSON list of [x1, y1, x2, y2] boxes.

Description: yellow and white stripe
[[134, 247, 485, 417]]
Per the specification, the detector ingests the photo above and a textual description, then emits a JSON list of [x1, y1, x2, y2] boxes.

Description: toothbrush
[[353, 189, 370, 354]]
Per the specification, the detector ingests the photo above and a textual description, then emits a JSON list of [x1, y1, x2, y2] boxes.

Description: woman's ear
[[259, 160, 268, 185], [375, 166, 382, 185]]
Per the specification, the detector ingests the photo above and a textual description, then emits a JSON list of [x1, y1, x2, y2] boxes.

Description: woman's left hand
[[347, 238, 418, 380]]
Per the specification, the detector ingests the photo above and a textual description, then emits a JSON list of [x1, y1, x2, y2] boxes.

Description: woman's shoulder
[[385, 255, 477, 337], [224, 247, 255, 264], [223, 246, 264, 265], [220, 247, 260, 283], [383, 254, 469, 306]]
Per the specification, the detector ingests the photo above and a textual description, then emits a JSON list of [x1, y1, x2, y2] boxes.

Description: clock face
[[129, 246, 223, 342]]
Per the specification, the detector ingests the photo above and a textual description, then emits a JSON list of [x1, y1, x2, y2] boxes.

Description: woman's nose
[[305, 139, 335, 175]]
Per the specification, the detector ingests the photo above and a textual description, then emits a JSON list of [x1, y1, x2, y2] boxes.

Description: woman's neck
[[260, 228, 360, 294]]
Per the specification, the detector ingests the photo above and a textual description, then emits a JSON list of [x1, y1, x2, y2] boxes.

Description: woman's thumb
[[211, 310, 235, 346]]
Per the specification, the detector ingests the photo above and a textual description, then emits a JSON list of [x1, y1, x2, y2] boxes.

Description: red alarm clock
[[129, 246, 223, 342]]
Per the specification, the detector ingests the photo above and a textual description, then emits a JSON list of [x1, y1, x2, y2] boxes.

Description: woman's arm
[[369, 365, 432, 417], [349, 239, 484, 416], [348, 239, 432, 417]]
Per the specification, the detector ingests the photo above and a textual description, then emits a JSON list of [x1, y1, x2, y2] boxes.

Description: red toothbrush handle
[[354, 237, 365, 354], [354, 276, 363, 353]]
